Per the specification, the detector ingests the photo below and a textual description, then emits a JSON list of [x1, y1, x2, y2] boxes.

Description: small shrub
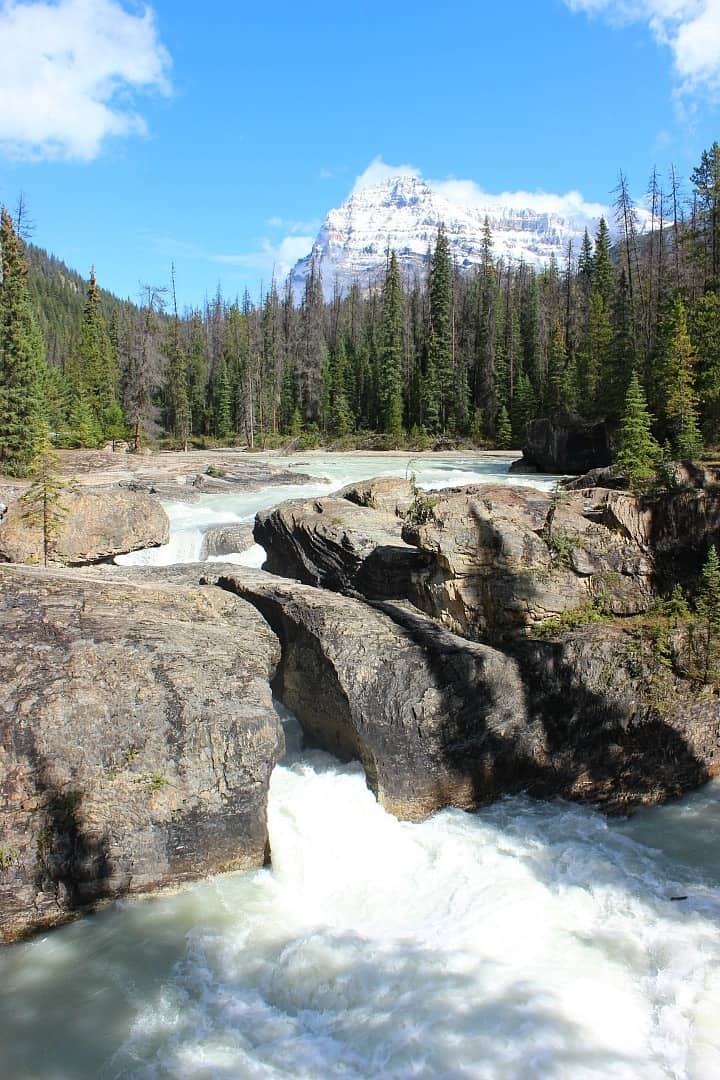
[[404, 473, 437, 526], [533, 600, 607, 637], [0, 846, 20, 871]]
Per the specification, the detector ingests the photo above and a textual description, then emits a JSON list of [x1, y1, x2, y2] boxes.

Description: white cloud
[[211, 235, 315, 280], [351, 155, 421, 195], [348, 158, 609, 232], [265, 215, 321, 235], [0, 0, 171, 161], [435, 178, 608, 229], [564, 0, 720, 95]]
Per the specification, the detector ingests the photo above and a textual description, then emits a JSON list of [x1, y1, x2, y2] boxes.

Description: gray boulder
[[0, 565, 282, 942], [0, 488, 169, 565]]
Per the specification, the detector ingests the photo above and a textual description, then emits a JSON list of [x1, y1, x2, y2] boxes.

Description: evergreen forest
[[1, 143, 720, 476]]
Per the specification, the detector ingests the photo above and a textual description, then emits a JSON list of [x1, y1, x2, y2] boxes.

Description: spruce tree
[[577, 291, 612, 415], [214, 355, 232, 440], [0, 207, 44, 475], [379, 252, 404, 436], [593, 217, 614, 310], [511, 371, 536, 446], [21, 426, 75, 565], [661, 294, 703, 460], [70, 268, 120, 443], [165, 265, 190, 446], [428, 228, 453, 431], [495, 404, 512, 449], [614, 371, 662, 491], [693, 545, 720, 684]]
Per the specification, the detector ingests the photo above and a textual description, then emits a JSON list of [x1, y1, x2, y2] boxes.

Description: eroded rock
[[0, 488, 169, 565], [200, 523, 255, 559], [257, 484, 656, 640], [0, 565, 282, 942], [207, 567, 716, 821], [255, 496, 433, 598]]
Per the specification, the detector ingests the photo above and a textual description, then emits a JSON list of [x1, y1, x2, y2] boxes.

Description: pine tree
[[0, 207, 44, 475], [428, 228, 453, 431], [20, 426, 75, 565], [692, 545, 720, 684], [660, 294, 703, 460], [614, 371, 662, 491], [378, 251, 404, 436], [495, 404, 512, 449]]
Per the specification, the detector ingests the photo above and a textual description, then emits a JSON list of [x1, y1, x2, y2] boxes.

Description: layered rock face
[[208, 568, 716, 820], [255, 495, 433, 600], [0, 566, 282, 942], [256, 483, 655, 640], [403, 484, 654, 638], [0, 488, 169, 565]]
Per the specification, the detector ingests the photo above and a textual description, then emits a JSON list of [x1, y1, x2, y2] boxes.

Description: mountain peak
[[291, 176, 600, 300]]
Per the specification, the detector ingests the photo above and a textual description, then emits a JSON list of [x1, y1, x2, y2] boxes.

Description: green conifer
[[20, 426, 75, 565], [0, 207, 44, 475], [614, 371, 662, 491], [378, 252, 404, 436], [661, 295, 703, 460], [693, 545, 720, 684], [495, 404, 512, 449]]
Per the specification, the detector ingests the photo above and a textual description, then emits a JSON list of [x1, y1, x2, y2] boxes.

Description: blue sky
[[0, 0, 719, 309]]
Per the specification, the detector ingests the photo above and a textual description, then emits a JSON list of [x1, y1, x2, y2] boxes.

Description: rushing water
[[3, 454, 719, 1079], [115, 452, 553, 568]]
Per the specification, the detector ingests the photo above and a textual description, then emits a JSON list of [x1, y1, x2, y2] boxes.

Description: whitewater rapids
[[1, 454, 718, 1078]]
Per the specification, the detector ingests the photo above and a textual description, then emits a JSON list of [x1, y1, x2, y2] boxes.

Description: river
[[1, 453, 718, 1079]]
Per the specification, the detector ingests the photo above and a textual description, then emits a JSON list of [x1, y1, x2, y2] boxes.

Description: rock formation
[[522, 412, 616, 474], [256, 483, 655, 640], [207, 568, 716, 821], [199, 523, 256, 559], [0, 488, 169, 565], [255, 495, 433, 599], [0, 565, 282, 942]]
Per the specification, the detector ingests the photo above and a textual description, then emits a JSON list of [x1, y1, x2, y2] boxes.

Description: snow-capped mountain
[[291, 176, 603, 299]]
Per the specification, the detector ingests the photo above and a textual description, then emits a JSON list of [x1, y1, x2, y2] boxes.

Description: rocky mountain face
[[291, 176, 597, 298]]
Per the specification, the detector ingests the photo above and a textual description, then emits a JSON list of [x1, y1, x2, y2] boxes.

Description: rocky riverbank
[[1, 456, 719, 941]]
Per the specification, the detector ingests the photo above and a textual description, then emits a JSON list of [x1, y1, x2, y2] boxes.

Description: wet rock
[[0, 565, 282, 942], [0, 488, 169, 566], [200, 523, 256, 559]]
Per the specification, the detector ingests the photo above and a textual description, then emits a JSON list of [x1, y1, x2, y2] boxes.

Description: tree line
[[1, 142, 719, 476]]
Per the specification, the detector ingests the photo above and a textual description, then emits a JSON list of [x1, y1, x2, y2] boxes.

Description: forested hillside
[[1, 141, 719, 475]]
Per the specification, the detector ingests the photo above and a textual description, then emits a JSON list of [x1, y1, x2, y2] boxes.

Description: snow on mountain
[[290, 175, 604, 300]]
